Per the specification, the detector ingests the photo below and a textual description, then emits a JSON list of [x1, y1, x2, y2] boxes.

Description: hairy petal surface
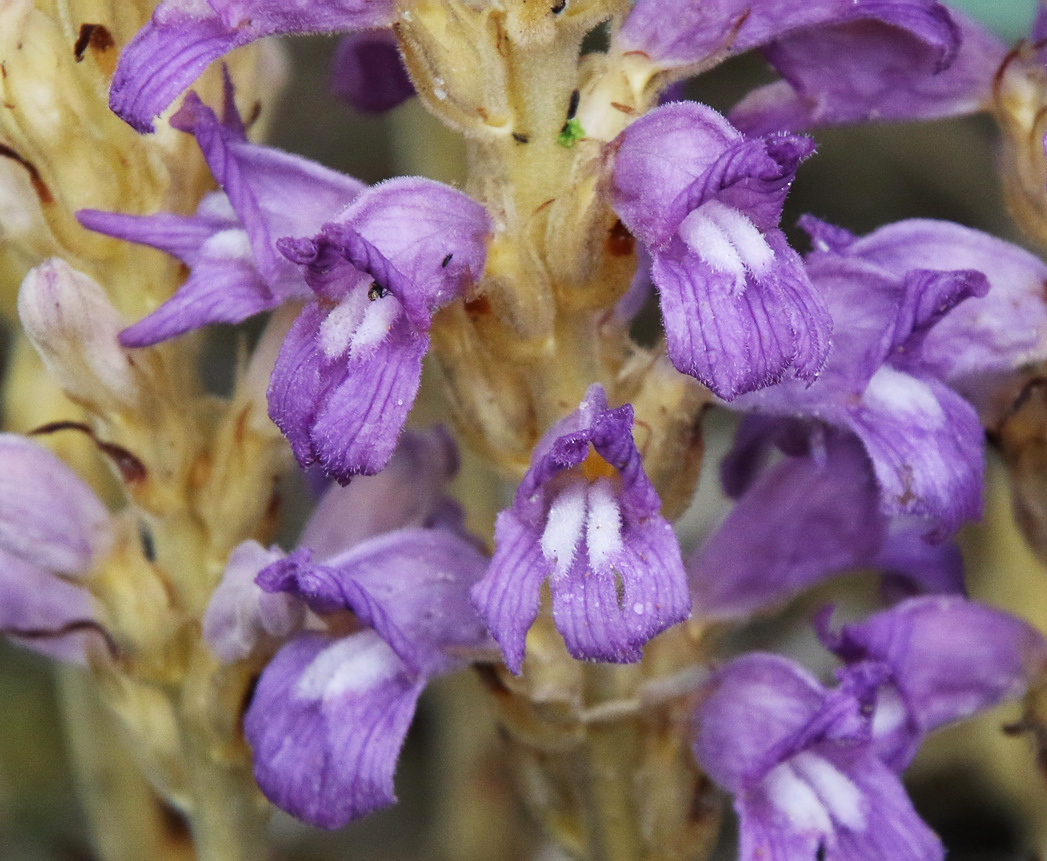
[[472, 386, 689, 672], [269, 179, 489, 480], [613, 103, 829, 398], [469, 508, 550, 675]]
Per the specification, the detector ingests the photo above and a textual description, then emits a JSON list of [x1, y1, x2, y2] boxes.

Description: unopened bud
[[18, 258, 143, 412]]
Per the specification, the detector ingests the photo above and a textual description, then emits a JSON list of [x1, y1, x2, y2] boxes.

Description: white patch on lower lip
[[678, 200, 775, 296], [319, 289, 369, 359], [790, 751, 866, 831], [585, 478, 624, 569], [295, 630, 402, 701], [763, 751, 866, 836], [863, 365, 943, 424], [349, 295, 400, 359], [764, 759, 834, 834], [202, 228, 253, 261], [541, 482, 587, 576]]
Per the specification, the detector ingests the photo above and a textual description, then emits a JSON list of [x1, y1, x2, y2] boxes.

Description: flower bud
[[18, 258, 143, 412]]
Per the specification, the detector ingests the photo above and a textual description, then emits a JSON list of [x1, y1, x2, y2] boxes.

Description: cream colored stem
[[56, 666, 193, 861], [181, 733, 271, 861]]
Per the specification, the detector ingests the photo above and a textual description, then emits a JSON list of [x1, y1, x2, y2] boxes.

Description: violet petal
[[258, 529, 490, 675], [110, 0, 397, 132], [731, 9, 1004, 134], [691, 432, 885, 620], [824, 596, 1047, 769], [844, 371, 983, 538], [0, 549, 99, 664], [243, 630, 423, 829], [469, 508, 549, 675], [472, 386, 689, 672], [298, 428, 459, 558]]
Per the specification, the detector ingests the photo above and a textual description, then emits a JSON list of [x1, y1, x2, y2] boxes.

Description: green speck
[[558, 118, 585, 148]]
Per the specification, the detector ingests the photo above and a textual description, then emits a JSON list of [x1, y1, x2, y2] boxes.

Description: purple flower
[[110, 0, 398, 132], [611, 102, 830, 400], [0, 435, 112, 663], [800, 217, 1047, 426], [245, 530, 489, 828], [728, 7, 1006, 134], [615, 0, 998, 134], [470, 386, 690, 673], [269, 177, 490, 481], [694, 654, 943, 860], [690, 420, 966, 621], [691, 430, 881, 620], [79, 86, 365, 346], [694, 599, 1046, 859], [818, 596, 1047, 770], [732, 218, 994, 539], [202, 430, 491, 828]]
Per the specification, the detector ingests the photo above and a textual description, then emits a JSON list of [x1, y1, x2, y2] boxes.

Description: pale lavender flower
[[0, 435, 112, 663], [728, 7, 1006, 134], [84, 81, 491, 481], [693, 429, 895, 620], [694, 653, 944, 860], [201, 541, 304, 665], [817, 596, 1047, 770], [616, 0, 1002, 134], [733, 218, 995, 539], [800, 216, 1047, 425], [246, 529, 488, 827], [612, 102, 830, 399], [690, 420, 965, 621], [470, 385, 690, 673]]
